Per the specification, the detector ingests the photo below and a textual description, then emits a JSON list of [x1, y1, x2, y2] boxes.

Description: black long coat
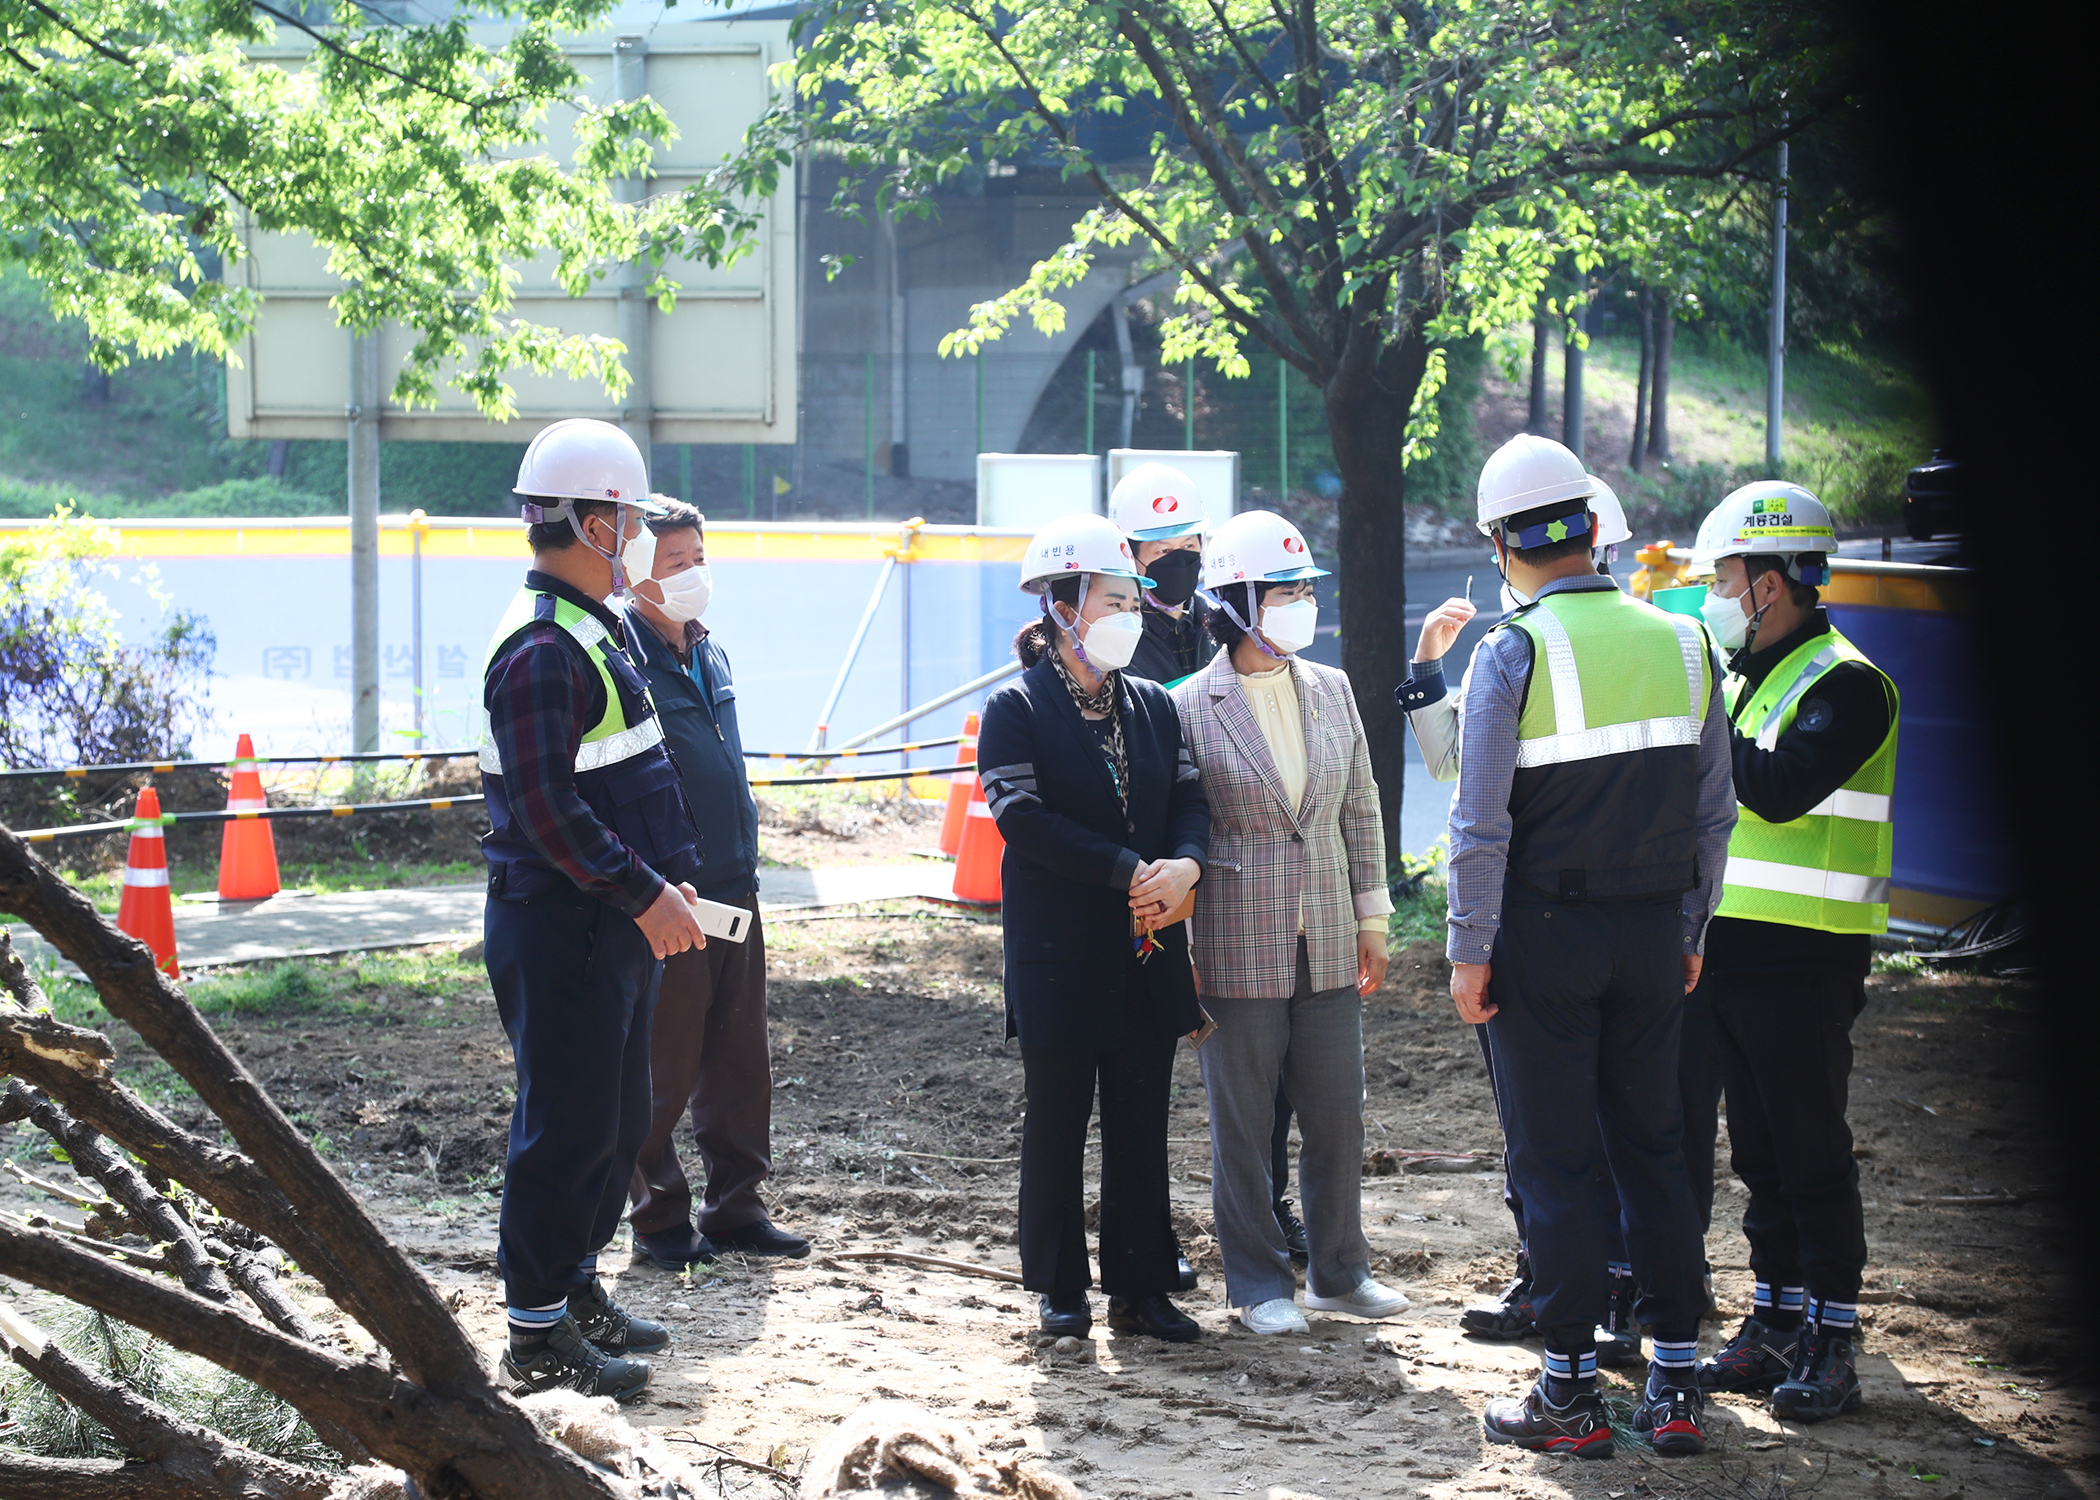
[[977, 656, 1209, 1050]]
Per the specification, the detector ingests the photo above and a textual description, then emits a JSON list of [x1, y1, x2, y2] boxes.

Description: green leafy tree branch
[[770, 0, 1844, 851], [0, 0, 786, 419]]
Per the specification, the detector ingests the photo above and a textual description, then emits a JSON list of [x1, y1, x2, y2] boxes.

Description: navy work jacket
[[622, 607, 761, 900]]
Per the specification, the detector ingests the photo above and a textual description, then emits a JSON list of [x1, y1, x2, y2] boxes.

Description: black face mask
[[1145, 547, 1202, 607]]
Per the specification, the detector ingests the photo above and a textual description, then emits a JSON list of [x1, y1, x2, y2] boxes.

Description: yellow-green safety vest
[[1506, 588, 1713, 766], [1716, 627, 1899, 934], [477, 587, 666, 776]]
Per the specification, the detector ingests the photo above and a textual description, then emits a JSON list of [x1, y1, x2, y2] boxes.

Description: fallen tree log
[[0, 824, 651, 1499], [0, 1311, 334, 1500]]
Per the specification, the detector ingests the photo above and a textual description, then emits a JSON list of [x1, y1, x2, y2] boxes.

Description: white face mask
[[1700, 584, 1755, 651], [619, 524, 657, 595], [1259, 598, 1318, 655], [1073, 609, 1143, 671], [588, 510, 655, 597], [653, 564, 712, 623]]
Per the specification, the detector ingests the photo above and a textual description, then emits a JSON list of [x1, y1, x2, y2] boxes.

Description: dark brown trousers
[[626, 895, 774, 1235]]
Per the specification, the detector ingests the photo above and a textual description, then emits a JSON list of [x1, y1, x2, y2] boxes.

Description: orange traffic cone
[[117, 787, 180, 978], [951, 789, 1005, 905], [938, 712, 982, 857], [218, 733, 281, 901]]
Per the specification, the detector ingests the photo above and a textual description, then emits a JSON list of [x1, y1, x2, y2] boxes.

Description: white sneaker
[[1238, 1298, 1311, 1335], [1305, 1278, 1411, 1320]]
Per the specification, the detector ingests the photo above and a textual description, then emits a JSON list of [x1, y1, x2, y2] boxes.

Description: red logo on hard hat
[[1283, 535, 1305, 553], [1119, 542, 1134, 558], [1151, 495, 1179, 514], [605, 488, 622, 499]]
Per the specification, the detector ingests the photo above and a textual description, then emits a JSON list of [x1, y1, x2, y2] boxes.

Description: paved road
[[6, 863, 961, 974]]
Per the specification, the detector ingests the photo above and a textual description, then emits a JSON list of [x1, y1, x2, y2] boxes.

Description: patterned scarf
[[1046, 633, 1132, 838]]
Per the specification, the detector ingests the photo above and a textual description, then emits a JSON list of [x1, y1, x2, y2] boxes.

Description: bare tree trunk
[[1648, 298, 1674, 461], [1328, 329, 1433, 867], [1526, 294, 1550, 434], [0, 1080, 236, 1306], [1561, 300, 1585, 464], [0, 1451, 242, 1500], [1629, 286, 1653, 472], [0, 846, 635, 1500], [3, 1336, 333, 1500]]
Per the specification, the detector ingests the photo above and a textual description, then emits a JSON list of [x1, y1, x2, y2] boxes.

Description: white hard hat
[[1588, 475, 1631, 548], [1201, 509, 1329, 591], [1691, 481, 1837, 580], [514, 418, 649, 512], [1476, 434, 1596, 535], [1020, 513, 1156, 595], [1109, 461, 1208, 541]]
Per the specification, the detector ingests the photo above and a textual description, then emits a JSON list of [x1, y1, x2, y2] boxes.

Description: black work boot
[[1771, 1325, 1863, 1421], [1698, 1314, 1801, 1392], [1274, 1198, 1310, 1270], [1038, 1292, 1092, 1337], [1633, 1366, 1708, 1456], [1482, 1377, 1614, 1457], [572, 1275, 671, 1355], [501, 1314, 651, 1401], [1594, 1276, 1643, 1368], [1106, 1294, 1201, 1343], [1461, 1250, 1536, 1340]]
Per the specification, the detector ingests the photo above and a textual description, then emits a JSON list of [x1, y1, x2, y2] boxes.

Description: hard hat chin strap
[[523, 498, 632, 597], [1046, 575, 1098, 670], [1205, 583, 1284, 662]]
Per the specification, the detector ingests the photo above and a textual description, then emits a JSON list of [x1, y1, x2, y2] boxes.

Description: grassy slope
[[0, 268, 522, 519], [1474, 325, 1935, 532]]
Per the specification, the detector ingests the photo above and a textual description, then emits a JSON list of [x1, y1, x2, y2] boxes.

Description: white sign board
[[976, 454, 1101, 529], [227, 20, 796, 446], [1107, 449, 1241, 522]]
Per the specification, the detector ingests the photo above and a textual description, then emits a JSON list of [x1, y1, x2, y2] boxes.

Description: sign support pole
[[614, 34, 653, 481], [348, 332, 381, 753]]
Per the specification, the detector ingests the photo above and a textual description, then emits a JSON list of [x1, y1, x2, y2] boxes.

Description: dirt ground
[[6, 898, 2088, 1500]]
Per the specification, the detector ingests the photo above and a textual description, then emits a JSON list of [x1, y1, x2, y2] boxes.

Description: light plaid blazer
[[1172, 652, 1389, 999]]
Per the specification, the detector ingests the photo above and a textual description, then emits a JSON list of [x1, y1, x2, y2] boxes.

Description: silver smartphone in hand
[[685, 894, 752, 943]]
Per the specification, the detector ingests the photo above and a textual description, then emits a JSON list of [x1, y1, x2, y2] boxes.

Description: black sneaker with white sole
[[501, 1314, 651, 1401], [572, 1276, 671, 1355], [1481, 1377, 1614, 1457]]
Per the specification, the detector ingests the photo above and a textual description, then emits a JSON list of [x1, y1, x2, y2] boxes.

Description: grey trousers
[[1198, 940, 1372, 1308]]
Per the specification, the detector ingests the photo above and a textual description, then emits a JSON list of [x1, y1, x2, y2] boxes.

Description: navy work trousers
[[1483, 894, 1706, 1346], [1479, 973, 1724, 1253], [487, 883, 660, 1310], [1703, 966, 1869, 1305]]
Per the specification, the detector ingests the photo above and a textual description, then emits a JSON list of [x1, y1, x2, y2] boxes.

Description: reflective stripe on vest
[[1721, 856, 1891, 906], [1510, 593, 1710, 768], [478, 588, 663, 776], [1716, 626, 1899, 935]]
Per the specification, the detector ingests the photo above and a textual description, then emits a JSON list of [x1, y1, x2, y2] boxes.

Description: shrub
[[0, 507, 215, 770]]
